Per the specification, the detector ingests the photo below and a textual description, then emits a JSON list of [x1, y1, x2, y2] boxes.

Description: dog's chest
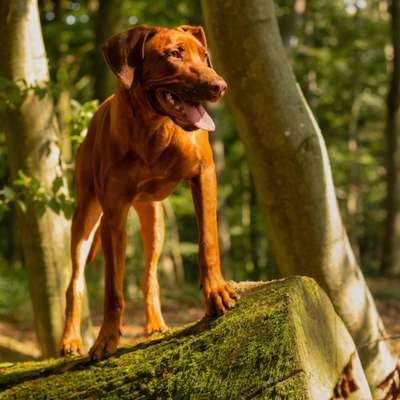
[[132, 132, 202, 201]]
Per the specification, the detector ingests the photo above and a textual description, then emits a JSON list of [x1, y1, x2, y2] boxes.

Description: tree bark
[[94, 0, 124, 101], [346, 95, 362, 261], [278, 0, 306, 53], [211, 128, 233, 278], [0, 0, 93, 358], [202, 0, 397, 392], [381, 0, 400, 276], [163, 198, 184, 283], [346, 8, 362, 261]]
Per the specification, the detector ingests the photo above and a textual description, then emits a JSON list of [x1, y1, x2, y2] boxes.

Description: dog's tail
[[86, 226, 101, 266]]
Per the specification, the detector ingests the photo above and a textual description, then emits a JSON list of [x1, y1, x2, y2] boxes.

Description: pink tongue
[[183, 102, 215, 131]]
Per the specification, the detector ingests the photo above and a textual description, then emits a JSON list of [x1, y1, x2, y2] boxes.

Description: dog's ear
[[177, 25, 213, 68], [101, 25, 156, 89]]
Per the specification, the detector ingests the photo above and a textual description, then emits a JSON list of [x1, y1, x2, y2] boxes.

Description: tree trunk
[[249, 177, 261, 279], [0, 0, 93, 358], [278, 0, 306, 53], [0, 277, 372, 400], [346, 8, 362, 261], [346, 93, 363, 261], [300, 1, 319, 110], [202, 0, 397, 392], [211, 127, 233, 279], [162, 198, 184, 284], [381, 0, 400, 276], [94, 0, 124, 101]]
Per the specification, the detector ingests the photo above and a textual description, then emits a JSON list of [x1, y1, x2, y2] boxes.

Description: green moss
[[0, 277, 360, 399]]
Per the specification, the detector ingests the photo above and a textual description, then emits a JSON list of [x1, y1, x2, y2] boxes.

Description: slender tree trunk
[[300, 1, 319, 110], [210, 128, 233, 279], [381, 0, 400, 276], [163, 199, 184, 283], [0, 0, 93, 357], [278, 0, 306, 53], [53, 0, 72, 172], [346, 94, 362, 261], [94, 0, 124, 101], [346, 8, 362, 261], [202, 0, 397, 392], [249, 177, 260, 279]]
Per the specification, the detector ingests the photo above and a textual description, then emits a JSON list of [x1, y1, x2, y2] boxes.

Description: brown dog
[[60, 25, 238, 359]]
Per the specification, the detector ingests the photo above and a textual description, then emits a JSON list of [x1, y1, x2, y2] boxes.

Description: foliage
[[0, 0, 395, 319], [69, 99, 98, 152], [0, 258, 29, 321], [278, 0, 390, 273], [0, 79, 97, 220], [0, 170, 74, 220]]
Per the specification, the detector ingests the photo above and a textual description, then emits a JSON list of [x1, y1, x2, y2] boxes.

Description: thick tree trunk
[[94, 0, 124, 101], [381, 0, 400, 276], [0, 0, 93, 358], [202, 0, 397, 392], [0, 278, 372, 400]]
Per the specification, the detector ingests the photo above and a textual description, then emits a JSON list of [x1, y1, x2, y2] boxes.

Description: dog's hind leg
[[134, 201, 168, 335], [60, 194, 102, 356]]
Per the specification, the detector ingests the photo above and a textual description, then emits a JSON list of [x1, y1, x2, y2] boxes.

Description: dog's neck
[[111, 83, 175, 162], [127, 84, 168, 132]]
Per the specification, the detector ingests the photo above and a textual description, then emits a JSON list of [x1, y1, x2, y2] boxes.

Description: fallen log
[[0, 277, 371, 399]]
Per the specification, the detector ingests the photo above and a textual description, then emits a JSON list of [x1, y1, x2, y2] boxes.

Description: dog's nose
[[209, 79, 227, 97]]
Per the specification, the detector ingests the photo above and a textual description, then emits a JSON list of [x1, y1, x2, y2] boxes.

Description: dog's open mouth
[[154, 88, 215, 132]]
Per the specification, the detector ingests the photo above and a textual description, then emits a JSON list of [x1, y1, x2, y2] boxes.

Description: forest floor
[[366, 277, 400, 356], [0, 277, 400, 361]]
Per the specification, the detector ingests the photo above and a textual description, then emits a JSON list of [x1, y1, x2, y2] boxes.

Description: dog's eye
[[169, 49, 182, 59]]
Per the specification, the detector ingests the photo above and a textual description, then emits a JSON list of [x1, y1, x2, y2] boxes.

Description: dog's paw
[[89, 330, 120, 360], [60, 336, 84, 357], [204, 281, 240, 317], [146, 320, 169, 336]]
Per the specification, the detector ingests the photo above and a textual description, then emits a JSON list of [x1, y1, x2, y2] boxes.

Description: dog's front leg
[[190, 165, 239, 316], [89, 202, 130, 360]]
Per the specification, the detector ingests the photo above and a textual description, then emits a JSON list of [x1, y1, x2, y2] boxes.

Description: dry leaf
[[330, 354, 359, 399], [378, 360, 400, 400]]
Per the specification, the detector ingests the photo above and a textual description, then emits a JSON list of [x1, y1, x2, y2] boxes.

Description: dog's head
[[102, 25, 227, 131]]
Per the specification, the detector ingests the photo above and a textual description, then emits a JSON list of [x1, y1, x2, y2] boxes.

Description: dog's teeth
[[166, 93, 175, 105]]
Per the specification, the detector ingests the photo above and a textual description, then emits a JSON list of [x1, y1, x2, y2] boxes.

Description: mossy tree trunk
[[201, 0, 396, 393], [0, 0, 93, 358], [0, 278, 372, 399]]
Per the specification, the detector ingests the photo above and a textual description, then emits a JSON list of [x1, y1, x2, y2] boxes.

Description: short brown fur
[[60, 25, 237, 359]]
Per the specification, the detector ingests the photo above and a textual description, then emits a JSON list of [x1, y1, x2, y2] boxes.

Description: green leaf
[[35, 202, 46, 217], [2, 186, 15, 200], [48, 198, 61, 214], [52, 176, 64, 194], [0, 76, 10, 91], [16, 200, 27, 213]]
